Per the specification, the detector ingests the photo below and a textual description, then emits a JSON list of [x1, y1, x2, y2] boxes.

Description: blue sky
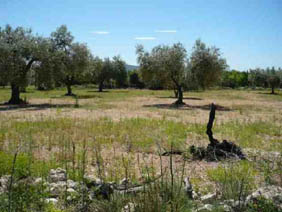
[[1, 0, 282, 70]]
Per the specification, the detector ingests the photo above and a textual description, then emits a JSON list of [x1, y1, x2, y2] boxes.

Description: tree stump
[[190, 103, 246, 161]]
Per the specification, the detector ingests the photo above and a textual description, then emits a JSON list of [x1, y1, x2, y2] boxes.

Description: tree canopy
[[136, 43, 187, 104], [50, 25, 90, 96], [0, 25, 50, 104], [1, 24, 281, 105], [190, 39, 228, 90]]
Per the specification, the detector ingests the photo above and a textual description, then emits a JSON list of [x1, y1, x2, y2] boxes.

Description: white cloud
[[92, 31, 110, 35], [135, 37, 156, 40], [155, 30, 177, 33]]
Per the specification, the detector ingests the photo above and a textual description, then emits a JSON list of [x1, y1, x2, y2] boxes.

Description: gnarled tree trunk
[[174, 85, 184, 105], [271, 86, 275, 94], [98, 81, 104, 92], [6, 59, 37, 104], [65, 84, 74, 96], [7, 84, 24, 104]]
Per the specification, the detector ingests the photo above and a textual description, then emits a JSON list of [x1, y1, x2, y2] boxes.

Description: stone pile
[[0, 168, 281, 211], [194, 185, 282, 212]]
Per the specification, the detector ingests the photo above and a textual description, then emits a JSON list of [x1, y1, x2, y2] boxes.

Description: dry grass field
[[0, 86, 281, 211]]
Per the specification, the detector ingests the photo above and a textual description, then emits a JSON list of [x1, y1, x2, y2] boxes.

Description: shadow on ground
[[0, 103, 76, 112], [87, 90, 109, 93], [76, 95, 102, 99], [143, 103, 232, 111], [50, 94, 102, 99], [258, 92, 281, 96], [157, 96, 203, 100], [87, 90, 130, 93]]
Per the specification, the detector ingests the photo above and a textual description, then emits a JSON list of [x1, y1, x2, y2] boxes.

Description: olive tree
[[268, 75, 280, 94], [0, 25, 50, 104], [88, 57, 114, 92], [112, 56, 127, 88], [136, 43, 187, 104], [190, 39, 227, 90], [51, 25, 90, 96], [129, 70, 144, 88]]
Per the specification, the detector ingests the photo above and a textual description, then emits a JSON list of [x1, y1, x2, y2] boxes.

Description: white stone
[[223, 204, 233, 212], [46, 198, 58, 204], [67, 179, 78, 189], [122, 202, 135, 212], [200, 193, 216, 203], [120, 178, 129, 185], [67, 188, 77, 193], [34, 177, 43, 184], [0, 175, 10, 190], [196, 204, 213, 211], [49, 168, 67, 183]]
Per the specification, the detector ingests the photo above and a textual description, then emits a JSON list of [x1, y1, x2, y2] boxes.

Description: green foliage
[[129, 70, 145, 88], [136, 43, 187, 103], [0, 152, 52, 212], [0, 152, 30, 178], [88, 56, 128, 91], [190, 39, 228, 90], [268, 75, 280, 94], [221, 70, 248, 88], [0, 152, 58, 178], [0, 181, 49, 212], [50, 25, 91, 95], [246, 197, 282, 212], [113, 56, 128, 88], [0, 25, 51, 103], [247, 66, 282, 93], [207, 161, 257, 201]]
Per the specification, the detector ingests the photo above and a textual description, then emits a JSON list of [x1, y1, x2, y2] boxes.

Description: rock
[[34, 177, 43, 185], [0, 175, 10, 193], [200, 193, 216, 203], [96, 179, 103, 185], [195, 204, 213, 211], [49, 180, 79, 198], [192, 191, 200, 200], [246, 185, 282, 209], [66, 188, 79, 201], [49, 181, 67, 197], [67, 179, 78, 189], [183, 177, 193, 199], [67, 188, 77, 194], [222, 204, 233, 212], [49, 168, 67, 183], [46, 198, 58, 204], [222, 199, 245, 208], [122, 202, 135, 212], [120, 178, 130, 185], [84, 174, 102, 188]]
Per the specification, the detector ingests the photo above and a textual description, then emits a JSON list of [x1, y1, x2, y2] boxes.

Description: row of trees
[[0, 25, 130, 104], [248, 68, 282, 94], [221, 68, 282, 94], [1, 24, 281, 105], [136, 40, 228, 104]]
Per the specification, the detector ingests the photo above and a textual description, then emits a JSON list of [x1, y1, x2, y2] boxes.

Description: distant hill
[[125, 64, 139, 71]]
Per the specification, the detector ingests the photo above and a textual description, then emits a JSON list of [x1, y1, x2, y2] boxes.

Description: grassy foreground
[[0, 86, 281, 211]]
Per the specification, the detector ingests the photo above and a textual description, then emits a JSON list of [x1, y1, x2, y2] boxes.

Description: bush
[[246, 197, 282, 212], [0, 180, 49, 212]]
